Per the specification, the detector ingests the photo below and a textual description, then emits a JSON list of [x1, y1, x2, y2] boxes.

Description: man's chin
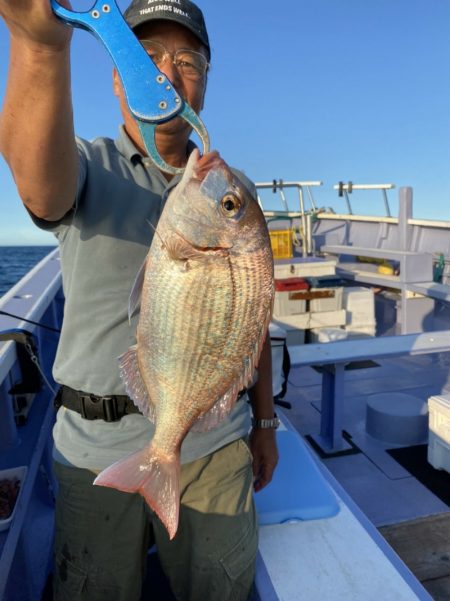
[[156, 116, 191, 135]]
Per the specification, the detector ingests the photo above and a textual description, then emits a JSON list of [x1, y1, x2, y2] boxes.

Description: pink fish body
[[94, 150, 274, 539]]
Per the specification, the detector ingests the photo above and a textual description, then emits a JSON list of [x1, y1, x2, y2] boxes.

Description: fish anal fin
[[94, 447, 180, 540], [118, 345, 155, 421]]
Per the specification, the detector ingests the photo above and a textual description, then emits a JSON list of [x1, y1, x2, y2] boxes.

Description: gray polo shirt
[[34, 126, 250, 471]]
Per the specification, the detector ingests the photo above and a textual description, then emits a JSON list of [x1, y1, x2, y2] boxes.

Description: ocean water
[[0, 246, 56, 298]]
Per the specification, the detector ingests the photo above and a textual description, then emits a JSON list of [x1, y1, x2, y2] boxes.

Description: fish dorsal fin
[[128, 258, 147, 322], [118, 345, 156, 421]]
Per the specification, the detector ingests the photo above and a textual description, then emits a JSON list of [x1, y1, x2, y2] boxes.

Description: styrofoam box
[[274, 257, 337, 279], [309, 287, 343, 313], [428, 434, 450, 473], [0, 466, 27, 532], [273, 309, 346, 331], [343, 287, 375, 326], [345, 328, 376, 340], [345, 323, 376, 337], [271, 319, 305, 346], [428, 395, 450, 472], [273, 291, 306, 317], [428, 395, 450, 444], [310, 327, 348, 343]]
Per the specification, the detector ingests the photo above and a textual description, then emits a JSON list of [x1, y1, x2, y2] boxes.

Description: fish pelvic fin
[[191, 383, 241, 433], [94, 447, 181, 540], [191, 303, 273, 433]]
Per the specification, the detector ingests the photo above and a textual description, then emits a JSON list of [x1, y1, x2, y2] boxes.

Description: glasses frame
[[139, 39, 210, 81]]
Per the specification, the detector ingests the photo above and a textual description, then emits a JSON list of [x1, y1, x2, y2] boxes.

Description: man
[[0, 1, 279, 600]]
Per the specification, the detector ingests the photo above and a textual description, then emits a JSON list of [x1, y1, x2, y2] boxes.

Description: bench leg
[[311, 363, 352, 454]]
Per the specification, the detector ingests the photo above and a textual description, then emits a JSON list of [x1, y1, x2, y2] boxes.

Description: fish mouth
[[177, 229, 231, 255], [165, 228, 231, 262], [173, 218, 233, 253]]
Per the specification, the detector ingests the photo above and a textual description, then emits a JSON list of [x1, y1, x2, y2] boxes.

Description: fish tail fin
[[94, 447, 180, 539]]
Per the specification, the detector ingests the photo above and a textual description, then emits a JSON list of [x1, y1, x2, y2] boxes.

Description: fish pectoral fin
[[94, 447, 181, 540], [118, 345, 156, 420]]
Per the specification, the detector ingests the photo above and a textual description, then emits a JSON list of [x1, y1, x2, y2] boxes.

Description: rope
[[0, 310, 61, 334]]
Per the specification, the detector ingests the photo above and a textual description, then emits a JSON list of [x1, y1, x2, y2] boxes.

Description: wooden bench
[[288, 330, 450, 454]]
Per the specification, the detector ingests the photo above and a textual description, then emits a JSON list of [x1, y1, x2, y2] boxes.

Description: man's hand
[[0, 0, 72, 50], [249, 428, 279, 492]]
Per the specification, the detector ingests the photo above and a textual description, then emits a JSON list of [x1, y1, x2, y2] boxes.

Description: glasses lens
[[140, 40, 166, 67], [140, 40, 208, 80], [174, 50, 208, 80]]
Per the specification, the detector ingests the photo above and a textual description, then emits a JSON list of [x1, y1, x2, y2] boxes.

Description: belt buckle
[[102, 396, 119, 422], [79, 394, 119, 422]]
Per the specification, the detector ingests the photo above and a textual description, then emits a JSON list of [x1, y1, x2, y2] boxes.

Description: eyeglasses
[[140, 39, 209, 81]]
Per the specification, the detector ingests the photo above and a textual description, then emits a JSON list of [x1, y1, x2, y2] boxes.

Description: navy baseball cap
[[124, 0, 210, 59]]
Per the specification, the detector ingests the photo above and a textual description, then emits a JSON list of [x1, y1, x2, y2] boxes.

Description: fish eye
[[220, 193, 241, 217]]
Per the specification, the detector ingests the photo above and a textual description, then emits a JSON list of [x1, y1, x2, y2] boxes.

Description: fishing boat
[[0, 180, 449, 600]]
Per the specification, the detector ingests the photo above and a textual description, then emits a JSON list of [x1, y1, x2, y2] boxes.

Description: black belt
[[55, 385, 141, 422], [55, 385, 248, 423]]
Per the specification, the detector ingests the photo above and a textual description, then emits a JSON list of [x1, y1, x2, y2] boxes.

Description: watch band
[[251, 413, 280, 429]]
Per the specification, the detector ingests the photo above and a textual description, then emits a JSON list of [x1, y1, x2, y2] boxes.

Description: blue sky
[[1, 0, 450, 244]]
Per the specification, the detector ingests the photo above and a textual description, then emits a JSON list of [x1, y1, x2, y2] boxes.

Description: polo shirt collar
[[115, 125, 145, 164], [115, 124, 198, 171]]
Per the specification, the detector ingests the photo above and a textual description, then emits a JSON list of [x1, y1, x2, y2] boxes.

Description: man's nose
[[159, 58, 182, 88]]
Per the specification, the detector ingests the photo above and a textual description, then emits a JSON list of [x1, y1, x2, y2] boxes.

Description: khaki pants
[[53, 438, 258, 601]]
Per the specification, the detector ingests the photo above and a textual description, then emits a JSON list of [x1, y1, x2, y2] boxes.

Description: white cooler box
[[427, 394, 450, 473], [269, 322, 288, 398], [274, 257, 336, 279]]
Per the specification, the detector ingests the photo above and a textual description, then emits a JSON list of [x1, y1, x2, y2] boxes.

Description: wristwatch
[[251, 413, 280, 429]]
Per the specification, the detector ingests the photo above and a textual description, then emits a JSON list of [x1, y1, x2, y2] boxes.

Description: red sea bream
[[94, 150, 274, 539]]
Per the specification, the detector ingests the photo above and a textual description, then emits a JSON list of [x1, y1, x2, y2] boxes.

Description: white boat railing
[[333, 182, 396, 217], [256, 181, 325, 256]]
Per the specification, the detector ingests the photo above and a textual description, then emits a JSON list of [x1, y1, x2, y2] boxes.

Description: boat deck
[[283, 352, 450, 600]]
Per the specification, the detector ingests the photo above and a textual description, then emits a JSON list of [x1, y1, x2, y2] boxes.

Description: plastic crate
[[306, 276, 348, 288], [269, 229, 293, 259]]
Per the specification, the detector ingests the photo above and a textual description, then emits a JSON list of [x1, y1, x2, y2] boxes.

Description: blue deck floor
[[285, 353, 450, 527]]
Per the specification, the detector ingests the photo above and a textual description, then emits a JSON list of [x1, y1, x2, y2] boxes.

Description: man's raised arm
[[0, 0, 78, 221]]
